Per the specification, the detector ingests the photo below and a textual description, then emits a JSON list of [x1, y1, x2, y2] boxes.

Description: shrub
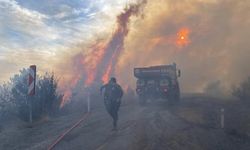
[[232, 77, 250, 103], [0, 83, 14, 119], [36, 72, 62, 116], [9, 69, 62, 121]]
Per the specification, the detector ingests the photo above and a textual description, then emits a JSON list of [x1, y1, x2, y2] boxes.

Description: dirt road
[[1, 95, 250, 150]]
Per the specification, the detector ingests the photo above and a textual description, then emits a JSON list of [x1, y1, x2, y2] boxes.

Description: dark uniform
[[100, 77, 123, 130]]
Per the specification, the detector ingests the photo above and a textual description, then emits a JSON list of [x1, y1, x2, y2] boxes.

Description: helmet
[[109, 77, 117, 83]]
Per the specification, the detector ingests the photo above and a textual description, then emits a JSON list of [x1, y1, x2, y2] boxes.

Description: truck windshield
[[160, 79, 169, 86], [147, 80, 155, 85], [137, 80, 145, 86]]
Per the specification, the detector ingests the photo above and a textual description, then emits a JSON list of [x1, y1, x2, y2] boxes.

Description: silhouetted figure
[[100, 77, 123, 130]]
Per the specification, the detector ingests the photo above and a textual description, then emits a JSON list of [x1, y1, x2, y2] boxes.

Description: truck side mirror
[[178, 70, 181, 77]]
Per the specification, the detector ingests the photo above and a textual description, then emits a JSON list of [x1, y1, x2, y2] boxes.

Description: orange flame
[[59, 42, 106, 108], [147, 27, 191, 50], [60, 74, 81, 107], [59, 2, 146, 108], [176, 27, 191, 47], [60, 90, 72, 108], [101, 47, 120, 84], [124, 84, 129, 93], [82, 43, 106, 86], [102, 62, 112, 84]]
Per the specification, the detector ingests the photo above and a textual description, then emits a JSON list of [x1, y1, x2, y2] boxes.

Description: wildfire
[[60, 74, 81, 107], [176, 27, 191, 47], [60, 90, 72, 108], [59, 1, 146, 108], [59, 42, 106, 107], [101, 47, 119, 84], [82, 43, 106, 86], [102, 63, 112, 84], [147, 27, 191, 50], [124, 84, 129, 93]]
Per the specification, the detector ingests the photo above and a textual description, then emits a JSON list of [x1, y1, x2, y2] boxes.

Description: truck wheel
[[170, 85, 181, 105]]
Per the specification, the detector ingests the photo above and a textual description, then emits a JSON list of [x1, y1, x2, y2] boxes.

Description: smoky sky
[[116, 0, 250, 93], [56, 1, 147, 104], [54, 0, 250, 98]]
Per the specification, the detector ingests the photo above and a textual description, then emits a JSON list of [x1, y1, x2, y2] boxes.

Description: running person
[[100, 77, 123, 130]]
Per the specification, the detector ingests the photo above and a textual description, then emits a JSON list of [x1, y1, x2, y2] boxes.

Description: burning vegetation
[[60, 1, 147, 107]]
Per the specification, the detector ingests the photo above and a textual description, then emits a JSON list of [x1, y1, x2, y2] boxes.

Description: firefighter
[[100, 77, 123, 130]]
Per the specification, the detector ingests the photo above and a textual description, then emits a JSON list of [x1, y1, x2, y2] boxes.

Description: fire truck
[[134, 63, 181, 104]]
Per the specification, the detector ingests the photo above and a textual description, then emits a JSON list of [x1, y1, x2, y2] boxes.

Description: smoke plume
[[59, 0, 250, 106], [59, 0, 147, 106], [116, 0, 250, 94]]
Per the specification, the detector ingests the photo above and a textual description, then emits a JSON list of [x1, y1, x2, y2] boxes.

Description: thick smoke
[[116, 0, 250, 94], [59, 0, 250, 106], [59, 0, 147, 105], [96, 1, 147, 81]]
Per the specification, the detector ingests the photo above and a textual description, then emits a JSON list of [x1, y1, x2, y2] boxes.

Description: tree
[[10, 69, 30, 121], [9, 69, 63, 121], [232, 77, 250, 103], [36, 72, 62, 116], [0, 83, 13, 119]]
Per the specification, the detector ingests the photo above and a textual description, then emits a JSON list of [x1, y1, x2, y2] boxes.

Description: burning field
[[1, 1, 250, 149], [1, 0, 248, 106], [59, 1, 148, 106], [53, 0, 250, 107]]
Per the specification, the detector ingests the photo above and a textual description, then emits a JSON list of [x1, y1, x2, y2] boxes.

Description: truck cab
[[134, 63, 180, 104]]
